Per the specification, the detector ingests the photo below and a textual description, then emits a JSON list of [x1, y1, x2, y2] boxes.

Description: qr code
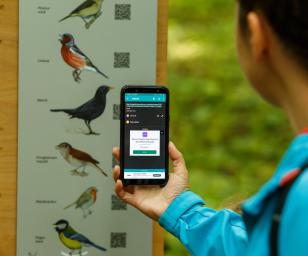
[[114, 52, 130, 68], [28, 253, 38, 256], [112, 155, 120, 168], [115, 4, 131, 20], [111, 232, 127, 248], [111, 194, 127, 210], [113, 104, 120, 120]]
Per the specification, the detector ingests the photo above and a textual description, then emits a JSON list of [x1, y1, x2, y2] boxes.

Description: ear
[[246, 12, 269, 62]]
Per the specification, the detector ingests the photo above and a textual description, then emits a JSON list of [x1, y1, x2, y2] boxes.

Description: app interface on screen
[[124, 93, 167, 179]]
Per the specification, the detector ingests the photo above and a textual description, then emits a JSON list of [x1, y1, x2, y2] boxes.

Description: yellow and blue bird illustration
[[54, 219, 107, 255], [60, 0, 104, 29]]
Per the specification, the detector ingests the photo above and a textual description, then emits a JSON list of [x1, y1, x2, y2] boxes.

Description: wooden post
[[154, 0, 168, 255], [0, 0, 167, 255]]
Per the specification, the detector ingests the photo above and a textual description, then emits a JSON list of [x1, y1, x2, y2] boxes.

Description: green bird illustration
[[54, 219, 107, 255], [64, 187, 98, 218], [60, 0, 104, 29]]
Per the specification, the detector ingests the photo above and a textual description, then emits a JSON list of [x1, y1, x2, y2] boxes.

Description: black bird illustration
[[51, 86, 113, 135]]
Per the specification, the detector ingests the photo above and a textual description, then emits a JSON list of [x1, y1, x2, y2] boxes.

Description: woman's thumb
[[169, 142, 187, 174]]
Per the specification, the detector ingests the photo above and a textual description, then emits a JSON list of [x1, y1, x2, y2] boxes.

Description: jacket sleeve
[[159, 191, 248, 256]]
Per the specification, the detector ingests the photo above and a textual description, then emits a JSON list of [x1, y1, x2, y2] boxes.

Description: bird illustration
[[60, 0, 104, 29], [59, 33, 109, 82], [64, 187, 98, 218], [50, 86, 113, 135], [54, 219, 107, 255], [56, 142, 108, 177]]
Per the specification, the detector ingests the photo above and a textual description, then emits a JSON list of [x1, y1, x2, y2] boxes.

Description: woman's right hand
[[112, 142, 190, 221]]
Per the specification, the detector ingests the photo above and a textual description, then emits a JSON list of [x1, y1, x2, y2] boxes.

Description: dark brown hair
[[238, 0, 308, 67]]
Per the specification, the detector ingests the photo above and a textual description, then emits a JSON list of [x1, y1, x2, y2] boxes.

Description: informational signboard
[[16, 0, 160, 255]]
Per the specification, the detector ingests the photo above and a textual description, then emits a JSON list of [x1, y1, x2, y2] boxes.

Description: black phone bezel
[[120, 85, 169, 187]]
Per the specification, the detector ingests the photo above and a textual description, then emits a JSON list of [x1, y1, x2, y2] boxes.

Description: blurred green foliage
[[165, 0, 292, 255]]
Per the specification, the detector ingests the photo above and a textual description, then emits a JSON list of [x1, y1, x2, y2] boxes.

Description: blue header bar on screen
[[125, 93, 166, 102]]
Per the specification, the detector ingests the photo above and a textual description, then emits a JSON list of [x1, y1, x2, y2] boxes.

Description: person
[[112, 0, 308, 255]]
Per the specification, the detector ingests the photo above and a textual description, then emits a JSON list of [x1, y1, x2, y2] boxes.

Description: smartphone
[[120, 85, 169, 186]]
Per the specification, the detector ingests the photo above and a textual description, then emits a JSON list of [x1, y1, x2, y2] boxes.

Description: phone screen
[[121, 89, 168, 184]]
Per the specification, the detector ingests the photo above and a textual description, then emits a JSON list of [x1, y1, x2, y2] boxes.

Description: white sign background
[[17, 0, 158, 255]]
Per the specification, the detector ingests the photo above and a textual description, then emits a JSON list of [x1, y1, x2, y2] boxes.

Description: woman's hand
[[112, 142, 189, 221]]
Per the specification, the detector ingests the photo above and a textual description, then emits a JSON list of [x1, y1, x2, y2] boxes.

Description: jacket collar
[[242, 132, 308, 218]]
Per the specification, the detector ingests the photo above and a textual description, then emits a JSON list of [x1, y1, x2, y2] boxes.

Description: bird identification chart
[[17, 0, 157, 256]]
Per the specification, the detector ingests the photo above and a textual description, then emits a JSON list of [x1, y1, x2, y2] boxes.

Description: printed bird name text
[[37, 98, 48, 103], [37, 6, 50, 14], [36, 200, 57, 204], [36, 156, 57, 164], [37, 59, 50, 63], [35, 235, 45, 244]]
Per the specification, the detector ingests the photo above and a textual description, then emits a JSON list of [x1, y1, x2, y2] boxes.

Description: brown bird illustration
[[56, 142, 108, 177]]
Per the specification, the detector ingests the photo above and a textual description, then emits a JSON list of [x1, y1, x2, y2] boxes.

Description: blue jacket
[[159, 133, 308, 256]]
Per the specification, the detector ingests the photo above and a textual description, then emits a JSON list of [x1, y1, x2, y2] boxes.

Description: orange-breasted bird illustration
[[59, 33, 109, 82], [59, 0, 104, 29], [64, 187, 98, 218], [56, 142, 108, 177]]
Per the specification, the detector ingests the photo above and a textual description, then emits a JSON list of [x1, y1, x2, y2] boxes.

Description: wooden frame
[[0, 0, 168, 255]]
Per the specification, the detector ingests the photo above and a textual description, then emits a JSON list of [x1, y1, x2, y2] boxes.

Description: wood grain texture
[[0, 0, 167, 255], [0, 0, 18, 255]]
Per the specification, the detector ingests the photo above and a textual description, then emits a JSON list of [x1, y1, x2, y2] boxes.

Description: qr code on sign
[[114, 52, 130, 68], [111, 232, 127, 248], [115, 4, 131, 20], [111, 194, 127, 210]]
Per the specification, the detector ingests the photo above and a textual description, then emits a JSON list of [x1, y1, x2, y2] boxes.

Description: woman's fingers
[[113, 165, 135, 195], [113, 165, 120, 182], [115, 179, 134, 205], [112, 147, 120, 161]]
